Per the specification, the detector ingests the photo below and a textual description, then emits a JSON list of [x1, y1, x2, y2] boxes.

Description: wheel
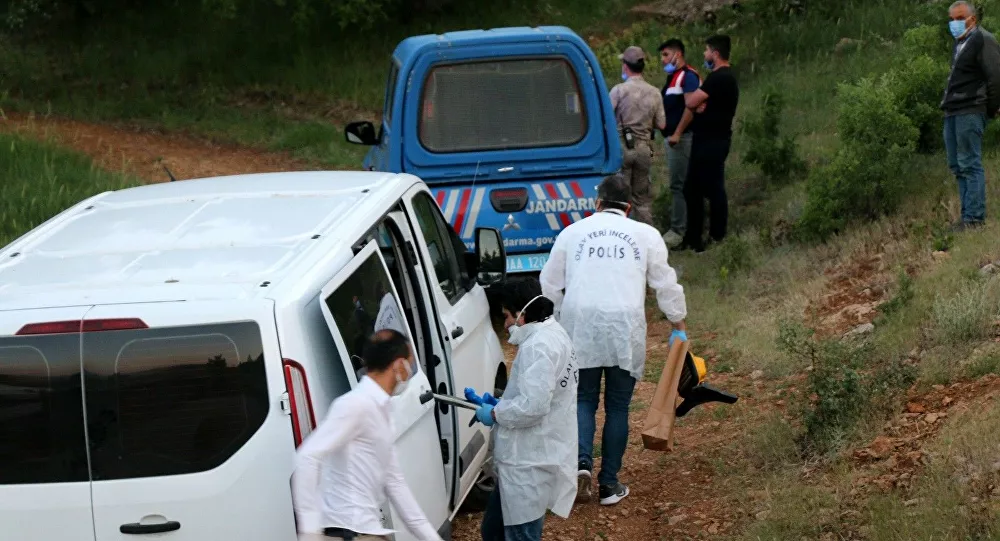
[[459, 470, 496, 513]]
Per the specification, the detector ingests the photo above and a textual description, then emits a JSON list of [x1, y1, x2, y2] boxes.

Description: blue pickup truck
[[344, 26, 623, 274]]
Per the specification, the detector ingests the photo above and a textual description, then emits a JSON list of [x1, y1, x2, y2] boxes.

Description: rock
[[755, 510, 770, 520], [869, 436, 895, 458], [925, 413, 940, 424], [904, 498, 921, 507], [668, 513, 688, 526], [845, 322, 875, 337], [620, 509, 629, 518], [707, 523, 720, 535], [906, 402, 927, 414], [933, 251, 951, 262], [981, 263, 998, 276], [750, 369, 765, 380], [943, 396, 954, 406]]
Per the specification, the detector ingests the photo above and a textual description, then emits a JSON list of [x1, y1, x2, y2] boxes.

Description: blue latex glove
[[464, 387, 484, 405], [474, 404, 496, 426], [670, 329, 688, 345], [466, 387, 500, 406]]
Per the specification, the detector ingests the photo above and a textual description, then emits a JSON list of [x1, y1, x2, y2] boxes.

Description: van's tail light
[[283, 359, 317, 447], [489, 188, 529, 213], [16, 318, 148, 335]]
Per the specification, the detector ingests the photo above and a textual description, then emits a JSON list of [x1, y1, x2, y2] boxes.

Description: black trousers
[[683, 135, 731, 251]]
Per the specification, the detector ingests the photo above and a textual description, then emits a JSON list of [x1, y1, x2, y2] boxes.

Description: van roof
[[393, 26, 586, 64], [0, 171, 419, 309]]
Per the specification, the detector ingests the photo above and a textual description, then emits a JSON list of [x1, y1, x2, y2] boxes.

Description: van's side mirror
[[475, 227, 506, 286], [345, 121, 379, 146]]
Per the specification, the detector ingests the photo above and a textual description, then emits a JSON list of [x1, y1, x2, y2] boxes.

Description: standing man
[[941, 1, 1000, 231], [539, 173, 688, 506], [658, 38, 702, 249], [291, 329, 443, 541], [683, 35, 740, 253], [610, 45, 667, 227], [470, 279, 578, 541]]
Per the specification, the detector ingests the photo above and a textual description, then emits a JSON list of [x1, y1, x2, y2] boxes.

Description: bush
[[901, 24, 951, 61], [883, 55, 950, 153], [740, 87, 807, 185], [797, 78, 918, 241]]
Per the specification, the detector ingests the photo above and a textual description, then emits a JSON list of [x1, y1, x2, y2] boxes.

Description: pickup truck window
[[412, 192, 467, 304], [384, 62, 399, 124], [418, 57, 587, 153]]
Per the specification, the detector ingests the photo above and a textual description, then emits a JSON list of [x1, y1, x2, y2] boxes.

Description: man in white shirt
[[291, 329, 443, 541], [539, 173, 688, 506]]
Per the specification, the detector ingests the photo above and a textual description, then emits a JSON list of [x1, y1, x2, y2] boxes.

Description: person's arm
[[290, 398, 365, 533], [686, 72, 713, 110], [655, 97, 667, 131], [610, 85, 621, 112], [672, 72, 701, 140], [670, 109, 695, 144], [493, 342, 559, 428], [385, 450, 443, 541], [539, 235, 568, 316], [646, 233, 687, 325], [980, 34, 1000, 117]]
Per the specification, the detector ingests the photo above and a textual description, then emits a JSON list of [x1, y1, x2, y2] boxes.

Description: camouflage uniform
[[609, 50, 666, 227]]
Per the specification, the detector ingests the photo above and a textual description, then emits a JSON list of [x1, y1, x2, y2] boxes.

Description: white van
[[0, 171, 510, 540]]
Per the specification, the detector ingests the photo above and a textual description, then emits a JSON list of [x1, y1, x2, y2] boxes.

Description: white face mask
[[507, 295, 544, 345], [392, 357, 414, 396]]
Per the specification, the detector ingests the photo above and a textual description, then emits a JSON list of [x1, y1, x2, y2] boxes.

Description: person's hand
[[696, 103, 707, 113], [482, 392, 499, 406], [464, 387, 484, 405], [473, 404, 496, 426], [668, 133, 681, 147], [670, 329, 688, 345]]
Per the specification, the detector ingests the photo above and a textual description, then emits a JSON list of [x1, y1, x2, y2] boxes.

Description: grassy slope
[[4, 0, 1000, 537]]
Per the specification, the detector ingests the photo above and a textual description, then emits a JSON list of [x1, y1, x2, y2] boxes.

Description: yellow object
[[692, 354, 706, 383]]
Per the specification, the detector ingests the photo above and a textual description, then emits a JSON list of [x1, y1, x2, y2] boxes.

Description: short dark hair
[[498, 279, 554, 324], [706, 34, 732, 61], [624, 58, 645, 74], [362, 329, 410, 373], [597, 173, 631, 211], [659, 38, 685, 54]]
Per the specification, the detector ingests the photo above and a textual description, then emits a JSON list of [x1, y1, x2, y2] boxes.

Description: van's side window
[[82, 322, 269, 480], [323, 249, 419, 380], [412, 192, 468, 305]]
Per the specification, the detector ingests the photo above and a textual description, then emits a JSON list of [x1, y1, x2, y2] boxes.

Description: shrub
[[901, 24, 951, 61], [797, 78, 918, 241], [883, 55, 950, 153], [740, 87, 807, 185]]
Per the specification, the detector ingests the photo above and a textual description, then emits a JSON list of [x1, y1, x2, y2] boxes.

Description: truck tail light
[[489, 188, 529, 213], [16, 318, 148, 335], [283, 359, 317, 447]]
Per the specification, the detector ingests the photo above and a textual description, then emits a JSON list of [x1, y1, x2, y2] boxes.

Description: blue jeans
[[666, 132, 694, 235], [944, 113, 987, 224], [577, 366, 637, 487], [480, 487, 544, 541]]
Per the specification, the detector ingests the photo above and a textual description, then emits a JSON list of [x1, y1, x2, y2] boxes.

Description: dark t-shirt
[[660, 66, 701, 137], [691, 66, 739, 139]]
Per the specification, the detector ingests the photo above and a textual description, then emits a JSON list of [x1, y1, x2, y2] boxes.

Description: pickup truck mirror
[[475, 227, 506, 286], [345, 121, 379, 146]]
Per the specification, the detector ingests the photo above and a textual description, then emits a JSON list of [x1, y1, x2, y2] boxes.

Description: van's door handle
[[451, 326, 464, 339], [120, 521, 181, 535]]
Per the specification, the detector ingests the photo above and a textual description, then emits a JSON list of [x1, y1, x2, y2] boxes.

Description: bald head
[[362, 329, 411, 373]]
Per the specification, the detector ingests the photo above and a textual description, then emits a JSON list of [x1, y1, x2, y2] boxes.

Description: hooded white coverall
[[539, 209, 687, 381], [491, 318, 579, 526]]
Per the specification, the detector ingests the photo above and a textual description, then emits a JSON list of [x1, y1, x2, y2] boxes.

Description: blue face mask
[[664, 63, 677, 74], [950, 19, 968, 38], [704, 60, 715, 71], [621, 72, 628, 81]]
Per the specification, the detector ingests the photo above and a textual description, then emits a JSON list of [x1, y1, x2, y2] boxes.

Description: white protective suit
[[491, 318, 578, 526], [539, 209, 687, 381]]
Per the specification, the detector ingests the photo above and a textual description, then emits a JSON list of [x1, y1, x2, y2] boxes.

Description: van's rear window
[[0, 322, 268, 484], [0, 335, 89, 484], [418, 58, 588, 153]]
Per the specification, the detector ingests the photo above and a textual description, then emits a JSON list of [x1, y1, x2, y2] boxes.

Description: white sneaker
[[663, 230, 684, 248]]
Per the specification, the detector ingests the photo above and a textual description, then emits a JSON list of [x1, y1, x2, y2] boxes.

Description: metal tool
[[419, 390, 485, 426]]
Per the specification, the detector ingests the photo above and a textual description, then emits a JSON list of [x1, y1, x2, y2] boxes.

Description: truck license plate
[[506, 254, 549, 273]]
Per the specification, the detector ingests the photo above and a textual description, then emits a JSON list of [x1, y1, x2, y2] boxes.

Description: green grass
[[0, 132, 140, 246]]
